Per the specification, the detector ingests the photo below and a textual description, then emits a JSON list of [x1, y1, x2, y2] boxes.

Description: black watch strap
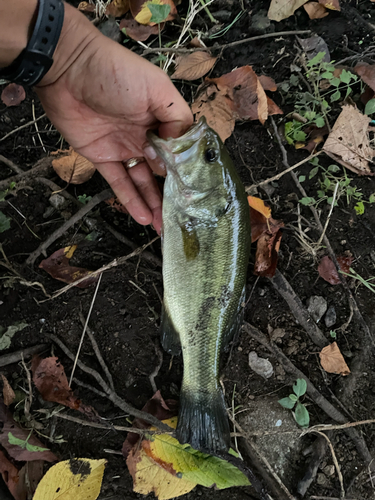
[[0, 0, 64, 87]]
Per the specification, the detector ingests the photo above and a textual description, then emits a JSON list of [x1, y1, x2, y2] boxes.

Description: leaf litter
[[319, 342, 351, 375], [51, 147, 96, 184], [172, 52, 217, 81], [1, 83, 26, 107], [318, 255, 353, 285]]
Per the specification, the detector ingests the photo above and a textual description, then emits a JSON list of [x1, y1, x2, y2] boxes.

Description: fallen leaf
[[105, 197, 129, 214], [78, 2, 96, 13], [32, 356, 97, 418], [39, 245, 98, 287], [297, 35, 330, 62], [268, 0, 308, 21], [0, 323, 28, 351], [318, 255, 352, 285], [172, 52, 217, 81], [318, 0, 340, 10], [0, 449, 27, 500], [304, 2, 329, 18], [0, 400, 57, 462], [119, 16, 160, 41], [247, 196, 272, 221], [355, 62, 375, 92], [33, 459, 106, 500], [319, 342, 350, 375], [323, 105, 375, 175], [188, 37, 204, 48], [258, 75, 278, 92], [192, 66, 282, 141], [132, 0, 176, 25], [106, 0, 130, 16], [52, 147, 96, 184], [127, 417, 250, 499], [1, 374, 15, 406], [1, 84, 26, 107]]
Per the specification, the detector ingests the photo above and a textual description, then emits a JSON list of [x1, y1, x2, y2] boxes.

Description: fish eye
[[205, 148, 218, 163]]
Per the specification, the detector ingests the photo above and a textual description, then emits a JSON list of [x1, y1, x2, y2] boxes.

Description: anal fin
[[160, 303, 181, 355]]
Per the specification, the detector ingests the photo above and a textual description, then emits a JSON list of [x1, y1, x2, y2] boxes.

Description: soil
[[1, 1, 375, 499]]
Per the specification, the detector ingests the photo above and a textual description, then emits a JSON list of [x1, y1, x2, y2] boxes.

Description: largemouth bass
[[148, 117, 250, 453]]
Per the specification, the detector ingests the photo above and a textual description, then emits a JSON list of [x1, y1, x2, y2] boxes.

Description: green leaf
[[340, 69, 353, 84], [330, 90, 341, 102], [309, 157, 319, 166], [322, 99, 329, 110], [293, 130, 306, 142], [78, 194, 92, 204], [345, 87, 352, 98], [294, 402, 310, 427], [289, 394, 298, 402], [0, 211, 11, 233], [354, 201, 365, 215], [299, 175, 306, 182], [317, 190, 326, 198], [369, 193, 375, 203], [315, 116, 325, 128], [323, 177, 331, 189], [278, 397, 296, 409], [328, 164, 340, 172], [148, 3, 171, 24], [280, 82, 290, 92], [290, 74, 299, 86], [307, 52, 326, 67], [327, 197, 334, 205], [9, 182, 16, 189], [293, 378, 307, 397], [320, 71, 334, 79], [25, 442, 50, 452], [0, 191, 8, 202], [0, 323, 28, 350], [365, 98, 375, 116], [299, 197, 316, 206], [330, 330, 337, 339], [8, 432, 27, 448], [309, 166, 319, 179], [330, 77, 341, 87]]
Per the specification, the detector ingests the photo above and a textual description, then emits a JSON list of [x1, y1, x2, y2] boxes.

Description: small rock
[[43, 206, 55, 219], [258, 288, 266, 297], [84, 217, 97, 230], [49, 193, 66, 210], [249, 351, 274, 379], [307, 295, 327, 323], [323, 464, 335, 477], [212, 10, 232, 22], [317, 472, 330, 486], [251, 10, 271, 33], [325, 305, 336, 328]]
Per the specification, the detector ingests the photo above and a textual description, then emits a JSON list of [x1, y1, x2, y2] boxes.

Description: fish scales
[[147, 117, 250, 453]]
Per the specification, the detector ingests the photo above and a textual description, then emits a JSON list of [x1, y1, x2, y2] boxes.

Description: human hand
[[35, 3, 193, 233]]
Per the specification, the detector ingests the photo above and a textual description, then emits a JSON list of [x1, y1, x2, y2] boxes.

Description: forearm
[[0, 0, 38, 67]]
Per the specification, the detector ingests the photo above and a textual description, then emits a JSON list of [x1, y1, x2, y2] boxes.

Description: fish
[[147, 117, 250, 453]]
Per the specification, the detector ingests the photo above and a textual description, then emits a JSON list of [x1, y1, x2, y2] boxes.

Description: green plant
[[330, 330, 337, 339], [77, 194, 92, 205], [8, 431, 49, 452], [278, 378, 310, 428], [340, 267, 375, 294], [0, 211, 11, 233]]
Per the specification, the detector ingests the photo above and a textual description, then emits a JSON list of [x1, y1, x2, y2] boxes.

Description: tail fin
[[176, 388, 230, 453]]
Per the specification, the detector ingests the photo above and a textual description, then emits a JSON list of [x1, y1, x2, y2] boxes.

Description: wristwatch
[[0, 0, 64, 87]]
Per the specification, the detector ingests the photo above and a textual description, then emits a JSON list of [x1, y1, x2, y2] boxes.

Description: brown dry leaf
[[1, 374, 15, 406], [131, 0, 176, 25], [32, 356, 98, 418], [52, 147, 96, 184], [106, 0, 130, 16], [318, 0, 340, 10], [355, 62, 375, 92], [105, 196, 129, 214], [39, 245, 98, 288], [318, 255, 352, 285], [268, 0, 308, 21], [188, 37, 204, 48], [323, 105, 375, 175], [304, 1, 329, 18], [0, 400, 57, 463], [0, 450, 27, 500], [319, 342, 350, 375], [1, 83, 26, 107], [78, 2, 96, 12], [258, 75, 278, 92], [172, 52, 217, 81], [119, 17, 160, 41]]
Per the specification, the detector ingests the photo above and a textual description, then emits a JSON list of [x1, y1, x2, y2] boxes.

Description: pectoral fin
[[160, 303, 181, 355], [180, 222, 200, 261]]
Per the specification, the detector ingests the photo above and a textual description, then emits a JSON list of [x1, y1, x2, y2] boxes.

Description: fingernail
[[144, 145, 157, 160]]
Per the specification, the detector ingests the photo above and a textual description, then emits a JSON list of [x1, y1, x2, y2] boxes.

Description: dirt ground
[[1, 1, 375, 499]]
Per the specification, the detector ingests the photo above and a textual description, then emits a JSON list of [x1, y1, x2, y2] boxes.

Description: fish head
[[147, 117, 230, 205]]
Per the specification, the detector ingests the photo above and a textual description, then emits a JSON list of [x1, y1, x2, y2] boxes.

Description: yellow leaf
[[134, 0, 175, 25], [33, 459, 106, 500], [247, 196, 272, 219]]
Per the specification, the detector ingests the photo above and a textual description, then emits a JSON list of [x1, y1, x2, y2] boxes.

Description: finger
[[143, 141, 166, 176], [95, 161, 153, 226], [126, 161, 163, 234]]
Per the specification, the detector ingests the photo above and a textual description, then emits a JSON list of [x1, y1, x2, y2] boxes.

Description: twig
[[32, 100, 46, 153], [303, 419, 375, 433], [149, 343, 163, 393], [50, 333, 172, 433], [78, 311, 115, 392], [311, 431, 345, 499], [0, 113, 47, 142], [0, 345, 48, 368], [69, 274, 103, 385], [0, 157, 53, 191], [245, 152, 321, 193], [73, 378, 108, 399], [26, 188, 112, 266], [316, 181, 339, 246], [46, 236, 160, 300], [142, 30, 312, 55], [243, 322, 372, 463], [20, 354, 33, 422], [0, 154, 24, 175]]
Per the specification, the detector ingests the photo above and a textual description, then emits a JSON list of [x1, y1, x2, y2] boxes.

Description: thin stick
[[69, 274, 103, 385], [316, 181, 339, 246], [0, 114, 47, 142], [246, 152, 321, 193], [0, 154, 24, 175], [31, 100, 46, 153], [311, 431, 345, 499], [303, 419, 375, 433], [0, 157, 53, 191], [0, 345, 47, 368], [78, 311, 115, 392], [142, 30, 312, 55]]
